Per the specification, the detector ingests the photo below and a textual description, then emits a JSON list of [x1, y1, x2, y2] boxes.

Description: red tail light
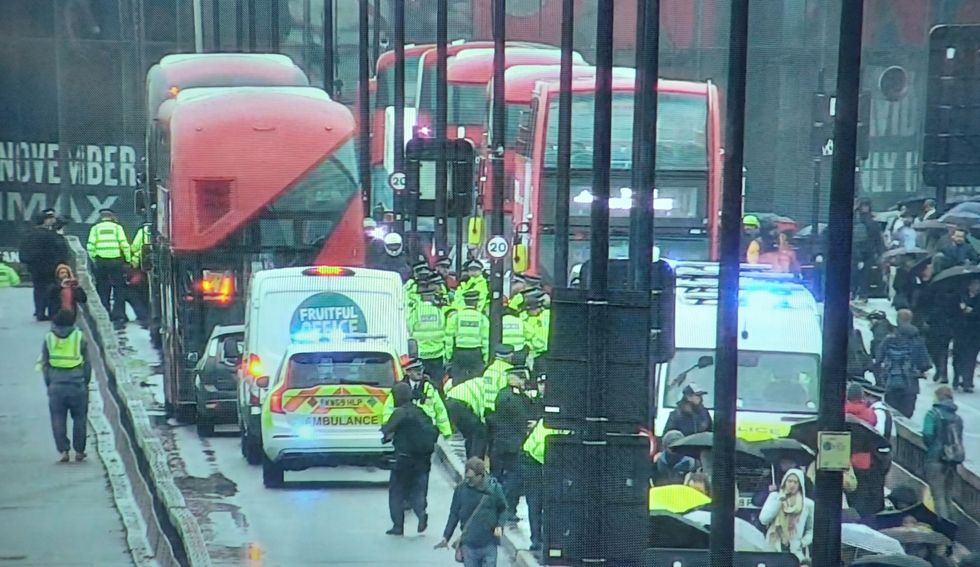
[[268, 386, 285, 414]]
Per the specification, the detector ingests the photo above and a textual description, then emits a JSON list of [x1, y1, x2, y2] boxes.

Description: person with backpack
[[381, 382, 439, 535], [876, 309, 932, 418], [922, 385, 964, 521], [435, 457, 508, 566]]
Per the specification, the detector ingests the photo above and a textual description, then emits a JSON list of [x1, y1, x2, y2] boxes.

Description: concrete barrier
[[69, 237, 212, 567]]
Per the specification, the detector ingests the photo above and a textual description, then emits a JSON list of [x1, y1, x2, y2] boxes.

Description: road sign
[[486, 235, 509, 259], [388, 172, 406, 192]]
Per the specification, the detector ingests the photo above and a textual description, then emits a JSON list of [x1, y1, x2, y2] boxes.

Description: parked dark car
[[194, 325, 245, 436]]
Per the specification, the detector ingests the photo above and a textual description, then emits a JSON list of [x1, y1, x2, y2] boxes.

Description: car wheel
[[196, 415, 214, 437], [245, 431, 263, 465], [262, 456, 284, 488]]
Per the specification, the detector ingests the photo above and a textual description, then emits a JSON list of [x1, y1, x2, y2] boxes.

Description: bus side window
[[515, 100, 536, 158]]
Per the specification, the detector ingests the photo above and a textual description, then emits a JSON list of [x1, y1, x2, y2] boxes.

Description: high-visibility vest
[[522, 418, 570, 465], [130, 226, 149, 268], [524, 309, 551, 355], [382, 380, 453, 437], [446, 379, 485, 421], [86, 220, 131, 261], [481, 359, 513, 415], [0, 263, 21, 288], [45, 329, 84, 369], [410, 301, 446, 359], [450, 308, 488, 350], [501, 314, 526, 351]]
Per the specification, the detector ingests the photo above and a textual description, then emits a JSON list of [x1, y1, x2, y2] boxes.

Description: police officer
[[481, 344, 515, 418], [508, 274, 529, 312], [522, 406, 570, 552], [404, 261, 431, 322], [433, 255, 457, 293], [489, 366, 535, 521], [40, 309, 92, 463], [408, 284, 448, 390], [445, 377, 487, 459], [128, 224, 151, 325], [455, 259, 490, 313], [523, 292, 551, 370], [384, 357, 453, 439], [445, 289, 490, 384], [86, 208, 131, 323], [501, 303, 528, 364]]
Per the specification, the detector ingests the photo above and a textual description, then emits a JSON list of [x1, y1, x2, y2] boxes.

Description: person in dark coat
[[488, 367, 535, 521], [381, 382, 437, 535], [876, 309, 932, 419], [664, 384, 713, 437], [40, 309, 91, 462], [20, 209, 70, 321], [951, 278, 980, 393], [371, 232, 413, 281], [47, 264, 88, 316], [651, 429, 697, 486], [937, 227, 979, 269], [435, 457, 508, 566], [852, 198, 885, 302]]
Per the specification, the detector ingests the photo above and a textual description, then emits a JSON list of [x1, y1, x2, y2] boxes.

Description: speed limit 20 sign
[[486, 236, 510, 259]]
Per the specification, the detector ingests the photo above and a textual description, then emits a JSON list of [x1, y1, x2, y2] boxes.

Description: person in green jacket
[[404, 261, 430, 323], [383, 357, 452, 439], [455, 259, 490, 313], [445, 378, 487, 459], [0, 262, 21, 288], [409, 284, 449, 390], [523, 293, 551, 370], [445, 289, 490, 383], [481, 344, 515, 418]]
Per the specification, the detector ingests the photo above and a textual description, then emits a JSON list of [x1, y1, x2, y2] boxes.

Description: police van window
[[664, 349, 819, 414], [286, 352, 396, 388]]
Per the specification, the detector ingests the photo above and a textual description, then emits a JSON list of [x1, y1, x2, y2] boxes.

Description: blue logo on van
[[290, 293, 367, 339]]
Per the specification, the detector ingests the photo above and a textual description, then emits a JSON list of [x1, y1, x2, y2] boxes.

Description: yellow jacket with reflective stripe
[[446, 379, 485, 422], [445, 307, 489, 359], [501, 314, 526, 351], [382, 380, 453, 437], [0, 262, 21, 287], [481, 359, 513, 416], [45, 329, 84, 369], [454, 275, 490, 313], [130, 226, 149, 268], [522, 418, 570, 465], [86, 220, 131, 262], [409, 300, 446, 359], [523, 309, 551, 355]]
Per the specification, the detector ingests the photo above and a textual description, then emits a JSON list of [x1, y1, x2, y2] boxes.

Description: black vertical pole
[[812, 2, 864, 566], [235, 0, 244, 51], [323, 0, 334, 96], [211, 0, 221, 51], [270, 0, 280, 51], [811, 68, 825, 255], [359, 0, 372, 217], [589, 0, 614, 297], [489, 0, 506, 348], [631, 0, 659, 291], [393, 0, 406, 235], [435, 0, 449, 257], [247, 0, 256, 51], [709, 1, 749, 565], [554, 0, 574, 285], [372, 0, 381, 72]]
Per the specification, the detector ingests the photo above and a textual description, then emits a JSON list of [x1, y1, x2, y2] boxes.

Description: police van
[[652, 263, 823, 443], [238, 266, 408, 464], [257, 338, 403, 487]]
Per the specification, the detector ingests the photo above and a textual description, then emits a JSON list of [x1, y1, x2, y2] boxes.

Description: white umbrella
[[841, 523, 906, 555], [684, 510, 771, 552]]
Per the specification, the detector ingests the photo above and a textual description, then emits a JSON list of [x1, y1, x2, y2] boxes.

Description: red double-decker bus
[[148, 84, 362, 421], [512, 72, 722, 284]]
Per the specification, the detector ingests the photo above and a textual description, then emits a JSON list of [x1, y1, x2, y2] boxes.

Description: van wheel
[[196, 416, 214, 437], [244, 431, 263, 465], [262, 456, 284, 488]]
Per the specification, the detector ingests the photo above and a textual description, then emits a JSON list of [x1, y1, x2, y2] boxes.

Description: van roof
[[250, 266, 403, 286], [283, 339, 401, 357]]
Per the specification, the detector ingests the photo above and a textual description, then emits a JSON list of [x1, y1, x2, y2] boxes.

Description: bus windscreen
[[376, 59, 422, 108]]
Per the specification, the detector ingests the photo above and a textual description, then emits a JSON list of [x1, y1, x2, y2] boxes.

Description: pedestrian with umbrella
[[759, 468, 814, 561], [876, 309, 932, 418], [841, 522, 906, 559], [751, 438, 815, 506], [881, 527, 955, 567]]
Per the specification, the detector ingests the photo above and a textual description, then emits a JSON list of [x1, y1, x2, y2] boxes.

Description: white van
[[653, 263, 823, 443], [238, 266, 408, 464]]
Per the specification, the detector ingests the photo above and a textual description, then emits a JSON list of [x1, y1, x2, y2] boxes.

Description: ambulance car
[[238, 266, 408, 464]]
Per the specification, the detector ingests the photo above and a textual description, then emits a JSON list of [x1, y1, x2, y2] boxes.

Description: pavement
[[0, 288, 134, 566], [112, 321, 516, 567], [852, 297, 980, 474]]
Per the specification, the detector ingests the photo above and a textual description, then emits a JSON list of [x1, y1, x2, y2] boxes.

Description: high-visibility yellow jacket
[[130, 226, 149, 269], [445, 307, 489, 360], [45, 329, 84, 369], [408, 300, 446, 360], [446, 379, 485, 422], [481, 359, 513, 416], [0, 262, 21, 287], [382, 379, 453, 438], [522, 418, 570, 465], [86, 220, 131, 262], [501, 314, 526, 351], [523, 309, 551, 356]]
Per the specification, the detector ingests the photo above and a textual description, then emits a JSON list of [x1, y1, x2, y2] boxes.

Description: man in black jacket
[[489, 367, 535, 521], [20, 209, 70, 321], [436, 458, 508, 565], [664, 384, 713, 437], [381, 382, 437, 535]]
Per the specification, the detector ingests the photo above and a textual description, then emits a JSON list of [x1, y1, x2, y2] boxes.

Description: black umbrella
[[892, 195, 929, 211], [944, 200, 980, 217], [851, 555, 931, 567], [930, 264, 980, 287], [649, 510, 710, 549], [913, 219, 953, 231], [751, 437, 816, 468], [789, 414, 889, 454], [668, 432, 766, 465], [879, 526, 951, 546], [873, 503, 958, 541]]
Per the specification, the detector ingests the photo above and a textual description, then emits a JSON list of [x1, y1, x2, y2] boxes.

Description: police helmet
[[383, 232, 403, 256]]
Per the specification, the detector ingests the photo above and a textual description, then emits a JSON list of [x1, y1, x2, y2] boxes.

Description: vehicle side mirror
[[222, 337, 240, 361], [512, 243, 529, 273], [255, 376, 270, 389], [185, 352, 199, 367]]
